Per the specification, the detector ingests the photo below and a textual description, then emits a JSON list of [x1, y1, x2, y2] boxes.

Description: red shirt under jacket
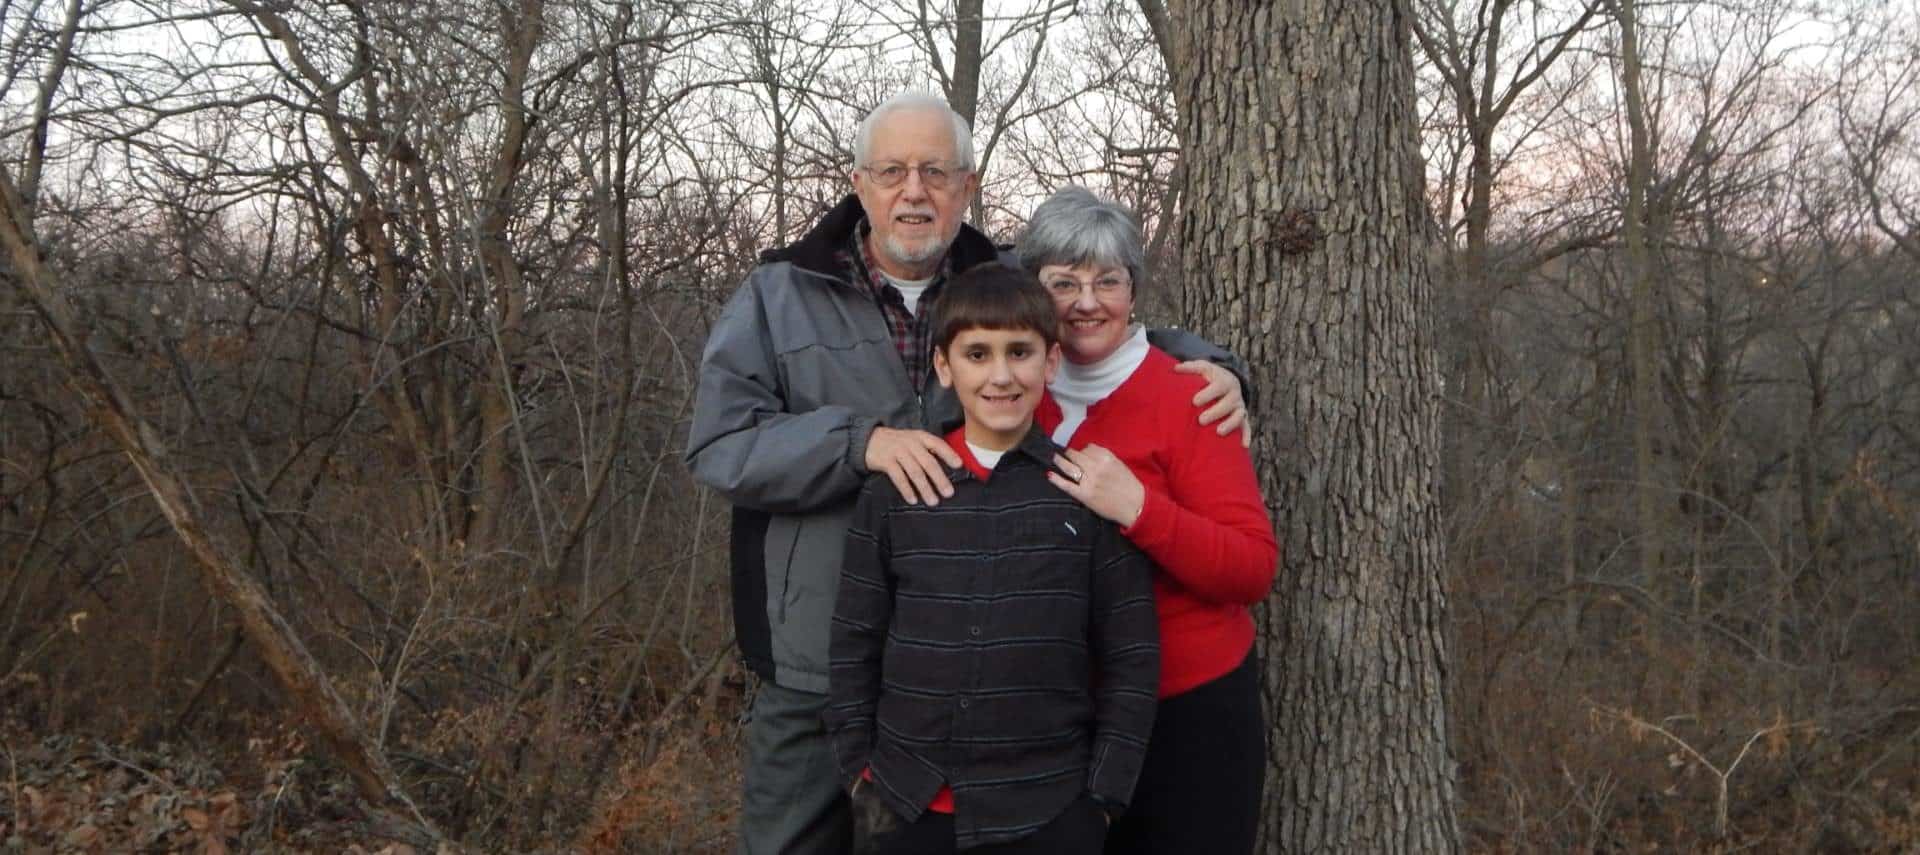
[[1038, 346, 1279, 697]]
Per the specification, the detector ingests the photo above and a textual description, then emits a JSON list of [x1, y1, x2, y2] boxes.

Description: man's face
[[934, 327, 1059, 452], [852, 108, 978, 280]]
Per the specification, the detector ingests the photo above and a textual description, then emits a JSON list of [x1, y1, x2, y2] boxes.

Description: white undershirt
[[1050, 325, 1150, 445], [881, 272, 935, 317], [967, 441, 1006, 471]]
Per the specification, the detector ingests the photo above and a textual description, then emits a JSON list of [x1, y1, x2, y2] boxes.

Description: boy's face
[[934, 326, 1060, 452]]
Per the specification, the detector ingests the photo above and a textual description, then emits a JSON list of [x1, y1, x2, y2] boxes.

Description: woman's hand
[[1174, 359, 1251, 447], [1050, 444, 1147, 528]]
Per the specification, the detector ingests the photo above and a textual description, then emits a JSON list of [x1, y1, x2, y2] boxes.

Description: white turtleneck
[[967, 441, 1006, 471], [880, 271, 935, 317], [1050, 325, 1150, 445]]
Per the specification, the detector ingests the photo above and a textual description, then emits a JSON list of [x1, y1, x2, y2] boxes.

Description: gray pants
[[738, 680, 851, 855]]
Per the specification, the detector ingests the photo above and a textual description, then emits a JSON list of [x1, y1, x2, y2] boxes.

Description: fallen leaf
[[63, 823, 100, 847], [183, 807, 210, 831]]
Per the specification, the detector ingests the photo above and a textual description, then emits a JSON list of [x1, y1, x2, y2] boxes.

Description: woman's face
[[1038, 262, 1135, 365]]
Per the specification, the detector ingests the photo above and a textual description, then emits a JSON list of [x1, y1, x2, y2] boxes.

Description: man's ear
[[1044, 342, 1061, 385], [933, 346, 955, 388]]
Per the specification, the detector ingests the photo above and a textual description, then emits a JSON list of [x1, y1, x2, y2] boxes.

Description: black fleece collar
[[761, 193, 1005, 280]]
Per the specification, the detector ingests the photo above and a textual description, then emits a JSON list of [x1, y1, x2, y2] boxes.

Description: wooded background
[[1, 0, 1916, 851]]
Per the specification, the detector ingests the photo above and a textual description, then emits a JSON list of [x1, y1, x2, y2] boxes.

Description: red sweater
[[1038, 347, 1278, 697]]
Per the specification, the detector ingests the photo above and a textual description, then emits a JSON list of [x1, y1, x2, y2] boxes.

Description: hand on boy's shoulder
[[857, 466, 957, 509], [1047, 443, 1148, 529], [862, 425, 960, 507], [857, 471, 908, 507]]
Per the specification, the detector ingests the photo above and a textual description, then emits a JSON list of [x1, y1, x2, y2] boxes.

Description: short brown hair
[[932, 262, 1058, 352]]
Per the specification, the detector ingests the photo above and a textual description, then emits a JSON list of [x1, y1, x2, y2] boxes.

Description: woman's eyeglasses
[[1043, 275, 1131, 300]]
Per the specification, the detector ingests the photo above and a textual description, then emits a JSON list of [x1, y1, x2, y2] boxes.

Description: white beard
[[880, 230, 951, 268]]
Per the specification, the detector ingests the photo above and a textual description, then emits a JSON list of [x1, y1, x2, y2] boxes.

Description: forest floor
[[0, 714, 743, 853], [5, 683, 1917, 852]]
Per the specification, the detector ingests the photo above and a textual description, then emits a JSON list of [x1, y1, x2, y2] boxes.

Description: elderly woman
[[1019, 186, 1278, 855]]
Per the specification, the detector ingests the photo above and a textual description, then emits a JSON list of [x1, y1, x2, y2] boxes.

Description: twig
[[642, 640, 733, 759], [174, 628, 245, 732], [263, 758, 299, 846], [93, 743, 182, 797], [6, 737, 20, 836], [1589, 703, 1815, 839]]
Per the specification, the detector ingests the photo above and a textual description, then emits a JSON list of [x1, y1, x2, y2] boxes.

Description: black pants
[[1105, 652, 1265, 855], [856, 794, 1108, 855]]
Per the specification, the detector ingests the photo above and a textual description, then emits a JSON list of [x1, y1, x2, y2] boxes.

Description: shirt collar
[[942, 423, 1065, 483]]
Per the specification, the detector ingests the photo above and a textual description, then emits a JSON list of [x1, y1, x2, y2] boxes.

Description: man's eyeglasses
[[862, 162, 965, 190], [1043, 275, 1131, 300]]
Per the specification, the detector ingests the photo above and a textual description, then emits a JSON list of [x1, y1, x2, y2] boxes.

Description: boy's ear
[[1044, 342, 1061, 385], [933, 345, 955, 389]]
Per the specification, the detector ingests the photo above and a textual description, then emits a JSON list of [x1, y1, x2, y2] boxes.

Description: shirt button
[[958, 698, 970, 709], [969, 626, 981, 637]]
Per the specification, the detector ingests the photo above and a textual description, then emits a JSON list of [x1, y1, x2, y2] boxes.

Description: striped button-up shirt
[[826, 425, 1159, 849]]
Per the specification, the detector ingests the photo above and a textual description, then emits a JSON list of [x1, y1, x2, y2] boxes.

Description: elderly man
[[686, 91, 1249, 855]]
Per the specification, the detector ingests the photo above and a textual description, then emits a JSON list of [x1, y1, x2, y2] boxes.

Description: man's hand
[[1049, 444, 1147, 528], [1174, 359, 1251, 447], [864, 426, 959, 505]]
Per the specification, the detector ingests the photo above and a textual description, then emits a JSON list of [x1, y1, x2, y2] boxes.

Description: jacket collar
[[943, 423, 1066, 483], [762, 193, 1004, 280]]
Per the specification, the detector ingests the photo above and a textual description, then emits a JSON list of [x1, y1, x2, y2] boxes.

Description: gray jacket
[[686, 194, 1244, 692]]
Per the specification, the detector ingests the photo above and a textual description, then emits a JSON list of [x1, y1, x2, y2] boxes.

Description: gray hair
[[854, 91, 976, 171], [1015, 186, 1146, 288]]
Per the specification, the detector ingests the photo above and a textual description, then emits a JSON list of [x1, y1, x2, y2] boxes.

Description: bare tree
[[1410, 0, 1606, 510], [0, 3, 438, 838], [1837, 5, 1920, 262], [3, 0, 1918, 851]]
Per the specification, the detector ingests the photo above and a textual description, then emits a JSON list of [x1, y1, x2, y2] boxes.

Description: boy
[[825, 263, 1160, 854]]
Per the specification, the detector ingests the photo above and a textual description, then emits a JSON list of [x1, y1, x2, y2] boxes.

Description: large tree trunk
[[1165, 0, 1462, 850]]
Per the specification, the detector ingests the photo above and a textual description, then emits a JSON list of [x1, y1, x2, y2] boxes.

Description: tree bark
[[947, 0, 983, 128], [947, 0, 984, 224], [1164, 0, 1462, 850], [1612, 0, 1664, 595], [470, 0, 545, 557]]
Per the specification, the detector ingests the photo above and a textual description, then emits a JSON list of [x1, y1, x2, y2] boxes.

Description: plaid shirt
[[826, 425, 1160, 849], [840, 225, 949, 393]]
